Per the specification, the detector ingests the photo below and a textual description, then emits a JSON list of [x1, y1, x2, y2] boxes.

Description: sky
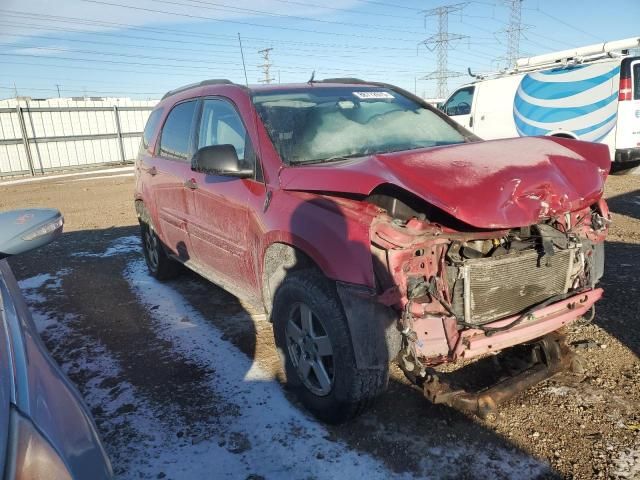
[[0, 0, 639, 100]]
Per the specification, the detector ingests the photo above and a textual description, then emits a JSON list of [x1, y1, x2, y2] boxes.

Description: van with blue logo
[[443, 37, 640, 173]]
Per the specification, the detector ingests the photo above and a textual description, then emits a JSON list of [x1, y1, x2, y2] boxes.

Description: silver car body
[[0, 210, 112, 479]]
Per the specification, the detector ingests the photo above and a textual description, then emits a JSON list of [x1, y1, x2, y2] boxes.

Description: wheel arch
[[261, 239, 402, 372], [134, 199, 152, 226], [546, 130, 578, 139], [261, 240, 321, 315]]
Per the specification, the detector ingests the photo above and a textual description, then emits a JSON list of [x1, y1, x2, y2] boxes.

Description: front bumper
[[453, 288, 602, 360]]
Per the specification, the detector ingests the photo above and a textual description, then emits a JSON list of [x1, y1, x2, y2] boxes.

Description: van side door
[[442, 86, 475, 131]]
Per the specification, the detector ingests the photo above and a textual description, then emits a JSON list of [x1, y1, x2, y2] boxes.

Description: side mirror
[[0, 209, 64, 260], [191, 144, 253, 178]]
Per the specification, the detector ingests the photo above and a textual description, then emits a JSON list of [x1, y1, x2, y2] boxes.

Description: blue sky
[[1, 0, 639, 100]]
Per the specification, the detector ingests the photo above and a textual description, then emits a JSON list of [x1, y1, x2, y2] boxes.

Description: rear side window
[[140, 108, 163, 152], [634, 63, 640, 100], [443, 87, 474, 116], [159, 101, 197, 160]]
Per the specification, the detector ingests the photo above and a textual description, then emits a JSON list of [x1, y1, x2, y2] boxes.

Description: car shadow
[[9, 217, 559, 478], [594, 187, 640, 358], [606, 188, 640, 221], [592, 240, 640, 358]]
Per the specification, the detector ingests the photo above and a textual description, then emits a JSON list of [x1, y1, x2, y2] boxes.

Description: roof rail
[[161, 79, 236, 100], [317, 77, 369, 84], [515, 37, 640, 70]]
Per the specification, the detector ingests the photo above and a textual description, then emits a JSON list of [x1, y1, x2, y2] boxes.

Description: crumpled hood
[[279, 136, 610, 229]]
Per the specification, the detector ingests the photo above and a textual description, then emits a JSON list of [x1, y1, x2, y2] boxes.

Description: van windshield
[[252, 86, 467, 165]]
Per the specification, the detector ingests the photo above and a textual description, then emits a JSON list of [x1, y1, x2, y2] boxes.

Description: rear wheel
[[140, 222, 181, 280], [272, 270, 387, 423]]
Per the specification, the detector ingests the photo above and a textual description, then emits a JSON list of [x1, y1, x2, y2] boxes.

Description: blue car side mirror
[[0, 209, 64, 259]]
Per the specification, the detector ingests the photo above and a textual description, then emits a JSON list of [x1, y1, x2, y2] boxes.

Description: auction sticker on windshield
[[353, 91, 394, 100]]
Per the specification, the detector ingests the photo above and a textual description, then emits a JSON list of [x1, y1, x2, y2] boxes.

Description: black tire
[[140, 222, 182, 280], [272, 270, 387, 424]]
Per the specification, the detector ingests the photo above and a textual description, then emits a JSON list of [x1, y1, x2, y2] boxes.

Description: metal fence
[[0, 103, 155, 177]]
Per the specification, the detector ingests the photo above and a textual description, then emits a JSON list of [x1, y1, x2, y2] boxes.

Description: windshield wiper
[[291, 153, 363, 165]]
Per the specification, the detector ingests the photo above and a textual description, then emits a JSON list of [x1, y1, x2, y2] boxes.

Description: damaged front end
[[368, 192, 610, 417]]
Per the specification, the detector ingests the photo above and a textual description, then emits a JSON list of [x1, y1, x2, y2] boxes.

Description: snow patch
[[18, 272, 55, 290], [123, 258, 550, 479], [71, 236, 141, 258], [545, 386, 573, 397], [26, 304, 182, 476], [18, 268, 71, 303], [612, 442, 640, 479], [15, 257, 552, 479], [124, 258, 405, 479]]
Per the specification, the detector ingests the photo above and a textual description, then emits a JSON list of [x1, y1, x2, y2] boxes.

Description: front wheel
[[272, 270, 387, 423]]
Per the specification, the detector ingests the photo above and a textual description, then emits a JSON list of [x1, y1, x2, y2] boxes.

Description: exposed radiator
[[458, 248, 575, 325]]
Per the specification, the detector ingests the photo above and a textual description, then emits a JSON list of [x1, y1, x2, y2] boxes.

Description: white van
[[443, 38, 640, 173]]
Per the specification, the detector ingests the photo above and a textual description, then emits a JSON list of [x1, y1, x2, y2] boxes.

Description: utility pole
[[258, 48, 275, 84], [420, 3, 468, 99], [503, 0, 524, 68], [55, 84, 61, 98]]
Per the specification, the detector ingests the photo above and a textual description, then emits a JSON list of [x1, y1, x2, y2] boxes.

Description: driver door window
[[443, 87, 474, 116], [197, 99, 255, 170]]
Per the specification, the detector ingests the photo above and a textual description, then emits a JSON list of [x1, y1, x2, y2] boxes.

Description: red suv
[[135, 79, 610, 422]]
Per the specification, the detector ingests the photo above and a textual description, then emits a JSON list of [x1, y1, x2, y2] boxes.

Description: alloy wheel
[[144, 228, 159, 271], [285, 302, 335, 396]]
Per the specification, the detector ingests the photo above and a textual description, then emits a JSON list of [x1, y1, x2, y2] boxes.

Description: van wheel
[[140, 222, 181, 280], [272, 270, 387, 423]]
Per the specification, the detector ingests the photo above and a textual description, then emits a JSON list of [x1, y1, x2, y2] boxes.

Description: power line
[[0, 32, 443, 72], [0, 53, 427, 77], [4, 44, 245, 67], [0, 85, 163, 96], [524, 6, 604, 42], [0, 52, 247, 72], [0, 11, 423, 52], [0, 26, 437, 67], [78, 0, 420, 43], [355, 0, 422, 11], [1, 36, 440, 74], [267, 0, 417, 20], [165, 0, 423, 34]]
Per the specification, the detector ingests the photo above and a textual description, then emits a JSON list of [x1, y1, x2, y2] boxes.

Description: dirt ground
[[1, 170, 638, 479]]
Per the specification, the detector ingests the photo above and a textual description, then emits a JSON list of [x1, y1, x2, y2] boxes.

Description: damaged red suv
[[134, 79, 610, 423]]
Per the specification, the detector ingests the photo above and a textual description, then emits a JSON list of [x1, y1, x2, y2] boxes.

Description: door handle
[[469, 115, 474, 128], [145, 166, 158, 176], [184, 178, 198, 190]]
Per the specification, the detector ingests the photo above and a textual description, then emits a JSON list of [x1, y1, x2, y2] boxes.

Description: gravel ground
[[0, 170, 638, 479]]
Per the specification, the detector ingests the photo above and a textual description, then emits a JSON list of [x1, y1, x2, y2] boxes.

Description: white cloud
[[8, 45, 73, 56]]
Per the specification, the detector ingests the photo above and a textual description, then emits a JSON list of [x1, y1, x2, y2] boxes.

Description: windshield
[[252, 86, 467, 165]]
